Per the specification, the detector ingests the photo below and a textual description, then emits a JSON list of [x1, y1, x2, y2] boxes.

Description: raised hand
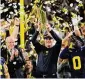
[[14, 49, 19, 57], [10, 49, 15, 61], [36, 22, 41, 31], [46, 23, 52, 31]]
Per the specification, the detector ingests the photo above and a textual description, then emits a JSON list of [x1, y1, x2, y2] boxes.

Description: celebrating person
[[1, 36, 25, 78], [31, 23, 62, 78], [58, 35, 85, 78]]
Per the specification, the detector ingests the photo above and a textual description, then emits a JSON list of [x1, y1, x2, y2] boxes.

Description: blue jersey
[[59, 46, 85, 78]]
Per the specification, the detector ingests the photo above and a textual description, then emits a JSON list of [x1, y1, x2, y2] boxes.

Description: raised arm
[[31, 30, 39, 44], [46, 23, 62, 44], [31, 22, 43, 53], [50, 30, 62, 43]]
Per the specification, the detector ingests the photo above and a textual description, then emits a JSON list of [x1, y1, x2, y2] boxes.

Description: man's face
[[26, 60, 33, 68], [6, 38, 15, 49], [44, 37, 53, 48], [81, 26, 85, 36], [25, 60, 33, 73]]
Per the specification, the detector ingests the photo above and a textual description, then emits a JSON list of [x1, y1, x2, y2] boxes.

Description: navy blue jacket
[[59, 46, 85, 78]]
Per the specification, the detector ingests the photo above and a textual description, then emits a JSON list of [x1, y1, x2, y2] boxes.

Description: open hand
[[14, 49, 19, 57]]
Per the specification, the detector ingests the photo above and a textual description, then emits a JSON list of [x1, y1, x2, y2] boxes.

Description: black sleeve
[[31, 31, 39, 42], [50, 30, 62, 53], [1, 47, 7, 61], [82, 46, 85, 51], [17, 48, 26, 65], [82, 46, 85, 55], [46, 30, 62, 57], [50, 30, 62, 44], [31, 31, 43, 54], [59, 47, 69, 59], [6, 30, 10, 37]]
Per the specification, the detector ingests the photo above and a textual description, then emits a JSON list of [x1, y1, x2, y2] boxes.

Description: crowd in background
[[0, 0, 85, 78]]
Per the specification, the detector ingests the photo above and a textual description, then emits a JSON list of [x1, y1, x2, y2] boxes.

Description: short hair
[[6, 36, 15, 43]]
